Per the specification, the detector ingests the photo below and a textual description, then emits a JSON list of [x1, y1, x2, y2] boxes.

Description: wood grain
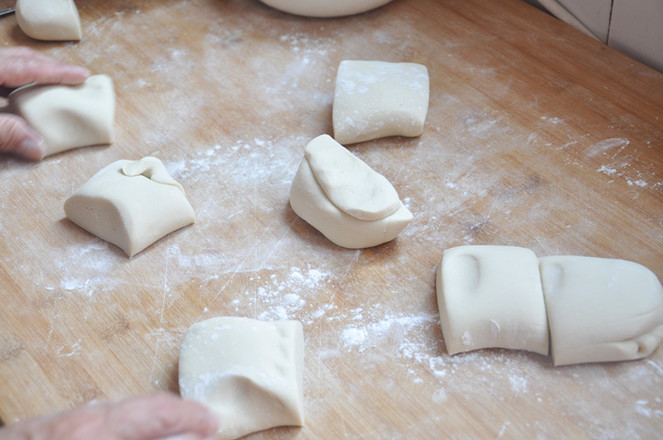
[[1, 0, 662, 437]]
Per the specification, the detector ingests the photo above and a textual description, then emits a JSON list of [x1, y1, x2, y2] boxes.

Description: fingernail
[[15, 137, 46, 161]]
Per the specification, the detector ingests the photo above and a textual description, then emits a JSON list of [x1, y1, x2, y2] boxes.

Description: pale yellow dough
[[540, 256, 663, 366], [333, 60, 429, 145], [10, 75, 115, 157], [289, 134, 412, 248], [179, 317, 304, 440], [16, 0, 82, 41], [64, 157, 195, 257], [436, 245, 550, 356]]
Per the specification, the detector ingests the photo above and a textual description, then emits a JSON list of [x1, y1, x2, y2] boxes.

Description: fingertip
[[14, 137, 47, 161]]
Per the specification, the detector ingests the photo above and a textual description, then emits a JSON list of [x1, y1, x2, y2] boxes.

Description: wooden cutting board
[[1, 0, 662, 437]]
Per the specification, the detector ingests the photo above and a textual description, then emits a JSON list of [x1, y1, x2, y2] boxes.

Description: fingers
[[0, 46, 90, 90], [104, 393, 219, 440], [0, 114, 46, 161]]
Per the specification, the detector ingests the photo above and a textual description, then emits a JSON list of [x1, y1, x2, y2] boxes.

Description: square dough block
[[64, 157, 195, 257], [540, 256, 663, 366], [10, 75, 115, 157], [436, 245, 549, 356], [332, 60, 429, 145], [16, 0, 82, 41], [179, 317, 304, 440]]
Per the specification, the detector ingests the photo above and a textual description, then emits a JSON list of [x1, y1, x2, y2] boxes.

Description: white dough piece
[[436, 245, 549, 356], [540, 256, 663, 366], [289, 134, 413, 249], [16, 0, 82, 41], [258, 0, 393, 17], [10, 75, 115, 157], [179, 317, 304, 440], [332, 60, 429, 145], [64, 157, 195, 257]]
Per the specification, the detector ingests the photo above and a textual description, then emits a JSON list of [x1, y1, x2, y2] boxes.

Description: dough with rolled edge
[[289, 134, 412, 249], [64, 157, 195, 257], [179, 317, 304, 440], [436, 245, 550, 356], [540, 255, 663, 366], [10, 75, 115, 157], [333, 60, 429, 145], [16, 0, 82, 41], [258, 0, 393, 17]]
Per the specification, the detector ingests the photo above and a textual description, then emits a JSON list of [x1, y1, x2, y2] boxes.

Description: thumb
[[0, 114, 47, 161]]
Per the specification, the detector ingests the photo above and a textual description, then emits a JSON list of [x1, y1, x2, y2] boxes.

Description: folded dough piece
[[10, 75, 115, 157], [289, 134, 413, 248], [258, 0, 393, 17], [540, 256, 663, 366], [179, 317, 304, 440], [436, 245, 550, 356], [64, 157, 195, 257], [333, 60, 429, 145], [16, 0, 82, 41]]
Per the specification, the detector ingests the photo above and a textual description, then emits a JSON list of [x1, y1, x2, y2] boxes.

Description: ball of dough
[[540, 256, 663, 366], [179, 317, 304, 440], [333, 60, 430, 145], [16, 0, 82, 41], [289, 134, 413, 248], [436, 245, 550, 356], [64, 157, 195, 257], [10, 75, 115, 157], [258, 0, 394, 18]]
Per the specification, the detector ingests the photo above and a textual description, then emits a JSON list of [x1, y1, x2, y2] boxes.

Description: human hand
[[0, 392, 219, 440], [0, 46, 90, 161]]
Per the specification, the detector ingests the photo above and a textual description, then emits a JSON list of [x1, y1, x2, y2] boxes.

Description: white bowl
[[259, 0, 395, 17]]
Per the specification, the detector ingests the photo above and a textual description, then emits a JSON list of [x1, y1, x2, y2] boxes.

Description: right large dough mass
[[540, 255, 663, 366]]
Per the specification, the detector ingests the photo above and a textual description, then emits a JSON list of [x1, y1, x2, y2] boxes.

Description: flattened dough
[[333, 60, 429, 145], [258, 0, 393, 17], [540, 256, 663, 366], [64, 157, 195, 257], [179, 317, 304, 440], [289, 134, 412, 248], [436, 245, 549, 356], [16, 0, 82, 41], [10, 75, 115, 157]]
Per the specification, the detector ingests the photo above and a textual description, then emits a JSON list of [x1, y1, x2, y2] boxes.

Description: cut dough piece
[[179, 317, 304, 440], [258, 0, 393, 17], [540, 256, 663, 366], [332, 60, 429, 145], [10, 75, 115, 157], [64, 157, 195, 257], [289, 134, 412, 248], [16, 0, 82, 41], [436, 245, 549, 356]]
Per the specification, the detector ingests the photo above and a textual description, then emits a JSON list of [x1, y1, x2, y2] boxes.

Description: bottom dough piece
[[540, 256, 663, 366], [436, 245, 550, 356], [64, 156, 195, 257], [179, 317, 304, 440]]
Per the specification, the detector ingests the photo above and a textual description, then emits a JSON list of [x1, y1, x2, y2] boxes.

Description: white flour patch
[[587, 138, 630, 158], [597, 164, 618, 176], [250, 266, 331, 321], [540, 115, 563, 124]]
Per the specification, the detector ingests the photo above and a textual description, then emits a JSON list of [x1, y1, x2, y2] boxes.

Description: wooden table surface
[[1, 0, 662, 438]]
